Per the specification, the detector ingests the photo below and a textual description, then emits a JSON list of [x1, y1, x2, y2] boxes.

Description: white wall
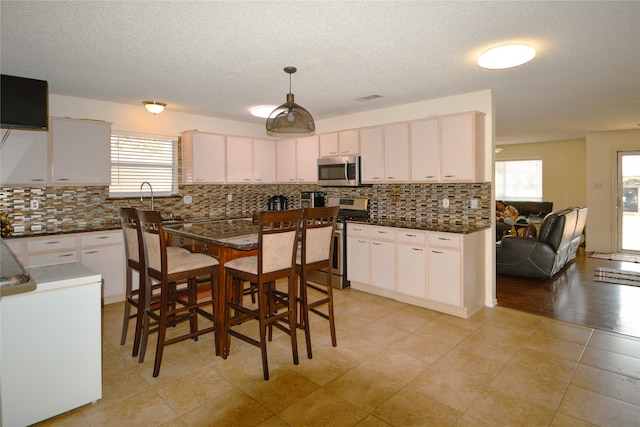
[[50, 89, 497, 309], [586, 129, 640, 252]]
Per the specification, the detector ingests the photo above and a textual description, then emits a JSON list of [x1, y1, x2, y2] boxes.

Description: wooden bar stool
[[297, 206, 339, 358], [223, 209, 303, 380], [136, 209, 219, 377]]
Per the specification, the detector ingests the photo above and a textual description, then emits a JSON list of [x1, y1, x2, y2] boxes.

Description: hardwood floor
[[496, 247, 640, 338]]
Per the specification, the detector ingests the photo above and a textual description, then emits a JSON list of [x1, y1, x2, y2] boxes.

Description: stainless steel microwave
[[317, 155, 361, 187]]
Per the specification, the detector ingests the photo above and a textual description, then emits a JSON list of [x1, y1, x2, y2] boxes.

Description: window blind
[[495, 159, 543, 201], [109, 133, 178, 197]]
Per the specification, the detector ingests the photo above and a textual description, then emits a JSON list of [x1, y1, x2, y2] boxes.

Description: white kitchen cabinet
[[360, 127, 384, 183], [276, 138, 297, 183], [370, 226, 395, 291], [80, 230, 125, 304], [50, 117, 111, 185], [346, 223, 370, 284], [319, 133, 339, 157], [440, 111, 485, 182], [383, 123, 410, 182], [295, 135, 319, 183], [319, 130, 359, 157], [226, 136, 253, 183], [338, 130, 359, 155], [410, 118, 440, 182], [397, 229, 427, 298], [428, 245, 462, 306], [181, 131, 226, 184], [10, 230, 127, 304], [253, 138, 276, 183], [0, 129, 48, 185]]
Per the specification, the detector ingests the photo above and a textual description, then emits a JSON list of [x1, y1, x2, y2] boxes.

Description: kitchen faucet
[[140, 182, 154, 210]]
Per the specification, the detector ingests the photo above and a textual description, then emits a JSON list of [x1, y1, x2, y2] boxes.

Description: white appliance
[[1, 262, 102, 427]]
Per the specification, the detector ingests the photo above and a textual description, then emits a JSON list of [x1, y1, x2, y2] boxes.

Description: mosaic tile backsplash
[[0, 182, 491, 236]]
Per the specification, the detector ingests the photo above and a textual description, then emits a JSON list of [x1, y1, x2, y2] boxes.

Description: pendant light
[[266, 66, 315, 137]]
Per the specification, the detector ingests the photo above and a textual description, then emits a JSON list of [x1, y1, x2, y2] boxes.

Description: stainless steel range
[[307, 197, 369, 289]]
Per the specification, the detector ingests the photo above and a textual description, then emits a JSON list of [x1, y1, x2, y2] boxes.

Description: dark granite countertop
[[348, 219, 489, 234], [163, 218, 259, 250]]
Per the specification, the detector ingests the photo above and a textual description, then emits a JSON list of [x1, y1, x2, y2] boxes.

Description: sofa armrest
[[496, 235, 557, 279]]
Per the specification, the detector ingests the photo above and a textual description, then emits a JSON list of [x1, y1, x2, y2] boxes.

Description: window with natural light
[[495, 159, 543, 201], [109, 133, 178, 197]]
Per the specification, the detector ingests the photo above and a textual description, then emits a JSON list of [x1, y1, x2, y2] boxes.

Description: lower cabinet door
[[428, 248, 462, 306], [397, 244, 426, 298], [82, 245, 126, 303], [347, 237, 370, 284], [370, 240, 395, 290]]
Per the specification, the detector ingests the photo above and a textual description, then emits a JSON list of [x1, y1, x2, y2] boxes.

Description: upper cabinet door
[[276, 138, 297, 183], [360, 127, 384, 183], [338, 129, 359, 155], [253, 138, 276, 183], [0, 129, 48, 185], [50, 117, 111, 185], [383, 123, 410, 182], [296, 135, 319, 183], [410, 118, 440, 182], [440, 112, 484, 182], [226, 136, 253, 183], [319, 133, 339, 157], [182, 131, 226, 184]]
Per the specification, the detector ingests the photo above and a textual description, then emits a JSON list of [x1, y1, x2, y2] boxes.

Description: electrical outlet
[[227, 194, 233, 202], [470, 199, 479, 209], [442, 198, 450, 208], [30, 200, 39, 210], [183, 195, 192, 204]]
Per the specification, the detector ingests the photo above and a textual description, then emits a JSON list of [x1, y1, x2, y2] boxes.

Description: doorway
[[618, 151, 640, 252]]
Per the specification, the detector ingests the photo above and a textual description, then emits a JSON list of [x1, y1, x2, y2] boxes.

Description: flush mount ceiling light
[[265, 66, 315, 137], [251, 105, 278, 118], [478, 44, 536, 70], [143, 101, 166, 114]]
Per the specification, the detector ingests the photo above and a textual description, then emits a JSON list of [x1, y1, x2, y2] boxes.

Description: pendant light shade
[[266, 67, 315, 137]]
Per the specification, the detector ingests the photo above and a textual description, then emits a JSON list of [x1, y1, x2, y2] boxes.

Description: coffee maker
[[267, 195, 288, 211], [300, 191, 326, 209]]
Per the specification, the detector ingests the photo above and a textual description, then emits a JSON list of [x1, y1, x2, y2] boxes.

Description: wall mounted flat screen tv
[[1, 74, 49, 131]]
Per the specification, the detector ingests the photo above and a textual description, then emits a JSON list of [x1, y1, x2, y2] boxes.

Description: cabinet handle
[[357, 239, 367, 244], [96, 236, 109, 240], [372, 242, 382, 246], [243, 178, 251, 181], [353, 227, 362, 231], [179, 237, 185, 245], [431, 250, 444, 254], [31, 179, 45, 182], [406, 234, 417, 237], [376, 231, 388, 234], [60, 253, 75, 257], [386, 176, 396, 179], [437, 237, 451, 241], [330, 151, 338, 155], [83, 250, 98, 254], [56, 178, 70, 181], [45, 241, 61, 244], [255, 179, 262, 182], [425, 175, 435, 178], [412, 248, 424, 252], [340, 150, 349, 154], [203, 243, 208, 252], [444, 175, 456, 178]]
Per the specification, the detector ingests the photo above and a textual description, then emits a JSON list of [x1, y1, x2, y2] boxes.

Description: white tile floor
[[36, 288, 640, 426]]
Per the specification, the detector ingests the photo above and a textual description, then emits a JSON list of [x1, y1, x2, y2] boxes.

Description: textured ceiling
[[1, 1, 639, 144]]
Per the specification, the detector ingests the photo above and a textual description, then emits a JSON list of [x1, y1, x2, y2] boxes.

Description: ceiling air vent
[[355, 94, 383, 102]]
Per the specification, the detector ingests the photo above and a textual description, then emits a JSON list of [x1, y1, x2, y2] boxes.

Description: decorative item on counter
[[1, 213, 13, 237]]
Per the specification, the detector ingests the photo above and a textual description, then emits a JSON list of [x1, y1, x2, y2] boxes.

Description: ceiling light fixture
[[265, 66, 315, 137], [478, 44, 536, 70], [251, 105, 279, 118], [143, 101, 166, 114]]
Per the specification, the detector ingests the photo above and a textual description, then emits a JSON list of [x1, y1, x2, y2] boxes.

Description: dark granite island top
[[163, 218, 259, 250]]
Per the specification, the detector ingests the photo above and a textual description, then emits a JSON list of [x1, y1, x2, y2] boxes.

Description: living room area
[[494, 130, 640, 339]]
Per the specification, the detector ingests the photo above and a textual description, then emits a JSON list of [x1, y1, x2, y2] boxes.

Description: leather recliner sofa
[[496, 207, 588, 280]]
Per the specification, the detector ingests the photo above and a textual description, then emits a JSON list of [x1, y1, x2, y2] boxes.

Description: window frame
[[495, 158, 543, 201], [109, 131, 178, 198]]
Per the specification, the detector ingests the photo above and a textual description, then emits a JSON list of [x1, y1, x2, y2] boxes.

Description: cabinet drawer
[[428, 232, 461, 248], [370, 226, 394, 241], [28, 250, 78, 266], [347, 223, 369, 238], [80, 231, 123, 246], [397, 229, 426, 245], [27, 236, 77, 252]]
